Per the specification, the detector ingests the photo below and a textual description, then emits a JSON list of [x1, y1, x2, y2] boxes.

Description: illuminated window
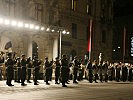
[[72, 0, 77, 11]]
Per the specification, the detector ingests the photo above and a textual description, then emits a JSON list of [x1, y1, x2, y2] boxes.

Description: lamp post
[[59, 30, 69, 59], [59, 30, 62, 59]]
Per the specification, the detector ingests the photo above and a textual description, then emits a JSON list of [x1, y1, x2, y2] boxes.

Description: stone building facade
[[52, 0, 114, 61], [0, 0, 113, 62]]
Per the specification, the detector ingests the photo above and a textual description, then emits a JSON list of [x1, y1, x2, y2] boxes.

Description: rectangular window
[[72, 0, 77, 11], [101, 0, 105, 18], [5, 0, 15, 16], [72, 23, 77, 39], [102, 30, 106, 43], [35, 3, 43, 22]]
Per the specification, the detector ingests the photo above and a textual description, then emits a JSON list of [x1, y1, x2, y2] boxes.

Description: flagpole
[[123, 26, 126, 63]]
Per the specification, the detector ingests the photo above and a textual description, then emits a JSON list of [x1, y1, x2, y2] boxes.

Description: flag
[[5, 41, 12, 50], [87, 19, 93, 59]]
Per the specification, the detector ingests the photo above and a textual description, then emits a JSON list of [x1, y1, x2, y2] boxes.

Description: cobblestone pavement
[[0, 80, 133, 100]]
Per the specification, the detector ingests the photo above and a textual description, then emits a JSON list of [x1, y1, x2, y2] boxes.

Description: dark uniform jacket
[[45, 61, 52, 76], [6, 58, 15, 78], [73, 59, 80, 70]]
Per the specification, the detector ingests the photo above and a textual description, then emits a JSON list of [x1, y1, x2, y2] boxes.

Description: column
[[53, 37, 58, 60], [27, 35, 32, 58]]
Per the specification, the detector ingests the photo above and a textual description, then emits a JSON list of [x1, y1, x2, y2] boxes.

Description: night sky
[[114, 0, 133, 17]]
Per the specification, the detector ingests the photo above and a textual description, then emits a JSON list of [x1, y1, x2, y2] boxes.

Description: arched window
[[32, 41, 38, 58]]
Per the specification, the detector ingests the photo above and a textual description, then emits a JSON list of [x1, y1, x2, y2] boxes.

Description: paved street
[[0, 80, 133, 100]]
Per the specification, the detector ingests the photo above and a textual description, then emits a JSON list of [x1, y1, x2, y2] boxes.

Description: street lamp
[[25, 23, 29, 28], [0, 18, 3, 24], [118, 46, 120, 49], [113, 49, 116, 52], [59, 30, 62, 59], [35, 26, 40, 30], [4, 19, 10, 25], [51, 29, 55, 32], [11, 20, 17, 26], [46, 28, 50, 31], [41, 27, 44, 31], [30, 24, 34, 29], [18, 22, 23, 28], [0, 16, 45, 31], [66, 32, 70, 34], [62, 30, 66, 34]]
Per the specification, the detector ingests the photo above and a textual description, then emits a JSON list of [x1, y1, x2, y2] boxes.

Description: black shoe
[[34, 83, 39, 85], [55, 82, 60, 84], [21, 83, 27, 86], [46, 83, 50, 85], [89, 80, 93, 83], [66, 82, 70, 84], [73, 81, 78, 84], [17, 81, 21, 83], [95, 81, 98, 83], [62, 85, 67, 87], [27, 81, 32, 83], [8, 84, 14, 86]]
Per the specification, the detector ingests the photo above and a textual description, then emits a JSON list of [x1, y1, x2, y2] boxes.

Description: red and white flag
[[87, 19, 93, 59]]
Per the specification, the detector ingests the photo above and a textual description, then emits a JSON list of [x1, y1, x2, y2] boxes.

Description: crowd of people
[[5, 53, 75, 87], [85, 60, 133, 83], [0, 52, 133, 87]]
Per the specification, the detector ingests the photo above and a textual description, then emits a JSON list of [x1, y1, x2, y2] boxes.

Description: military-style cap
[[27, 57, 31, 61], [62, 54, 66, 58], [17, 57, 20, 60], [21, 54, 25, 57], [0, 51, 5, 55], [28, 57, 31, 59], [8, 53, 12, 57]]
